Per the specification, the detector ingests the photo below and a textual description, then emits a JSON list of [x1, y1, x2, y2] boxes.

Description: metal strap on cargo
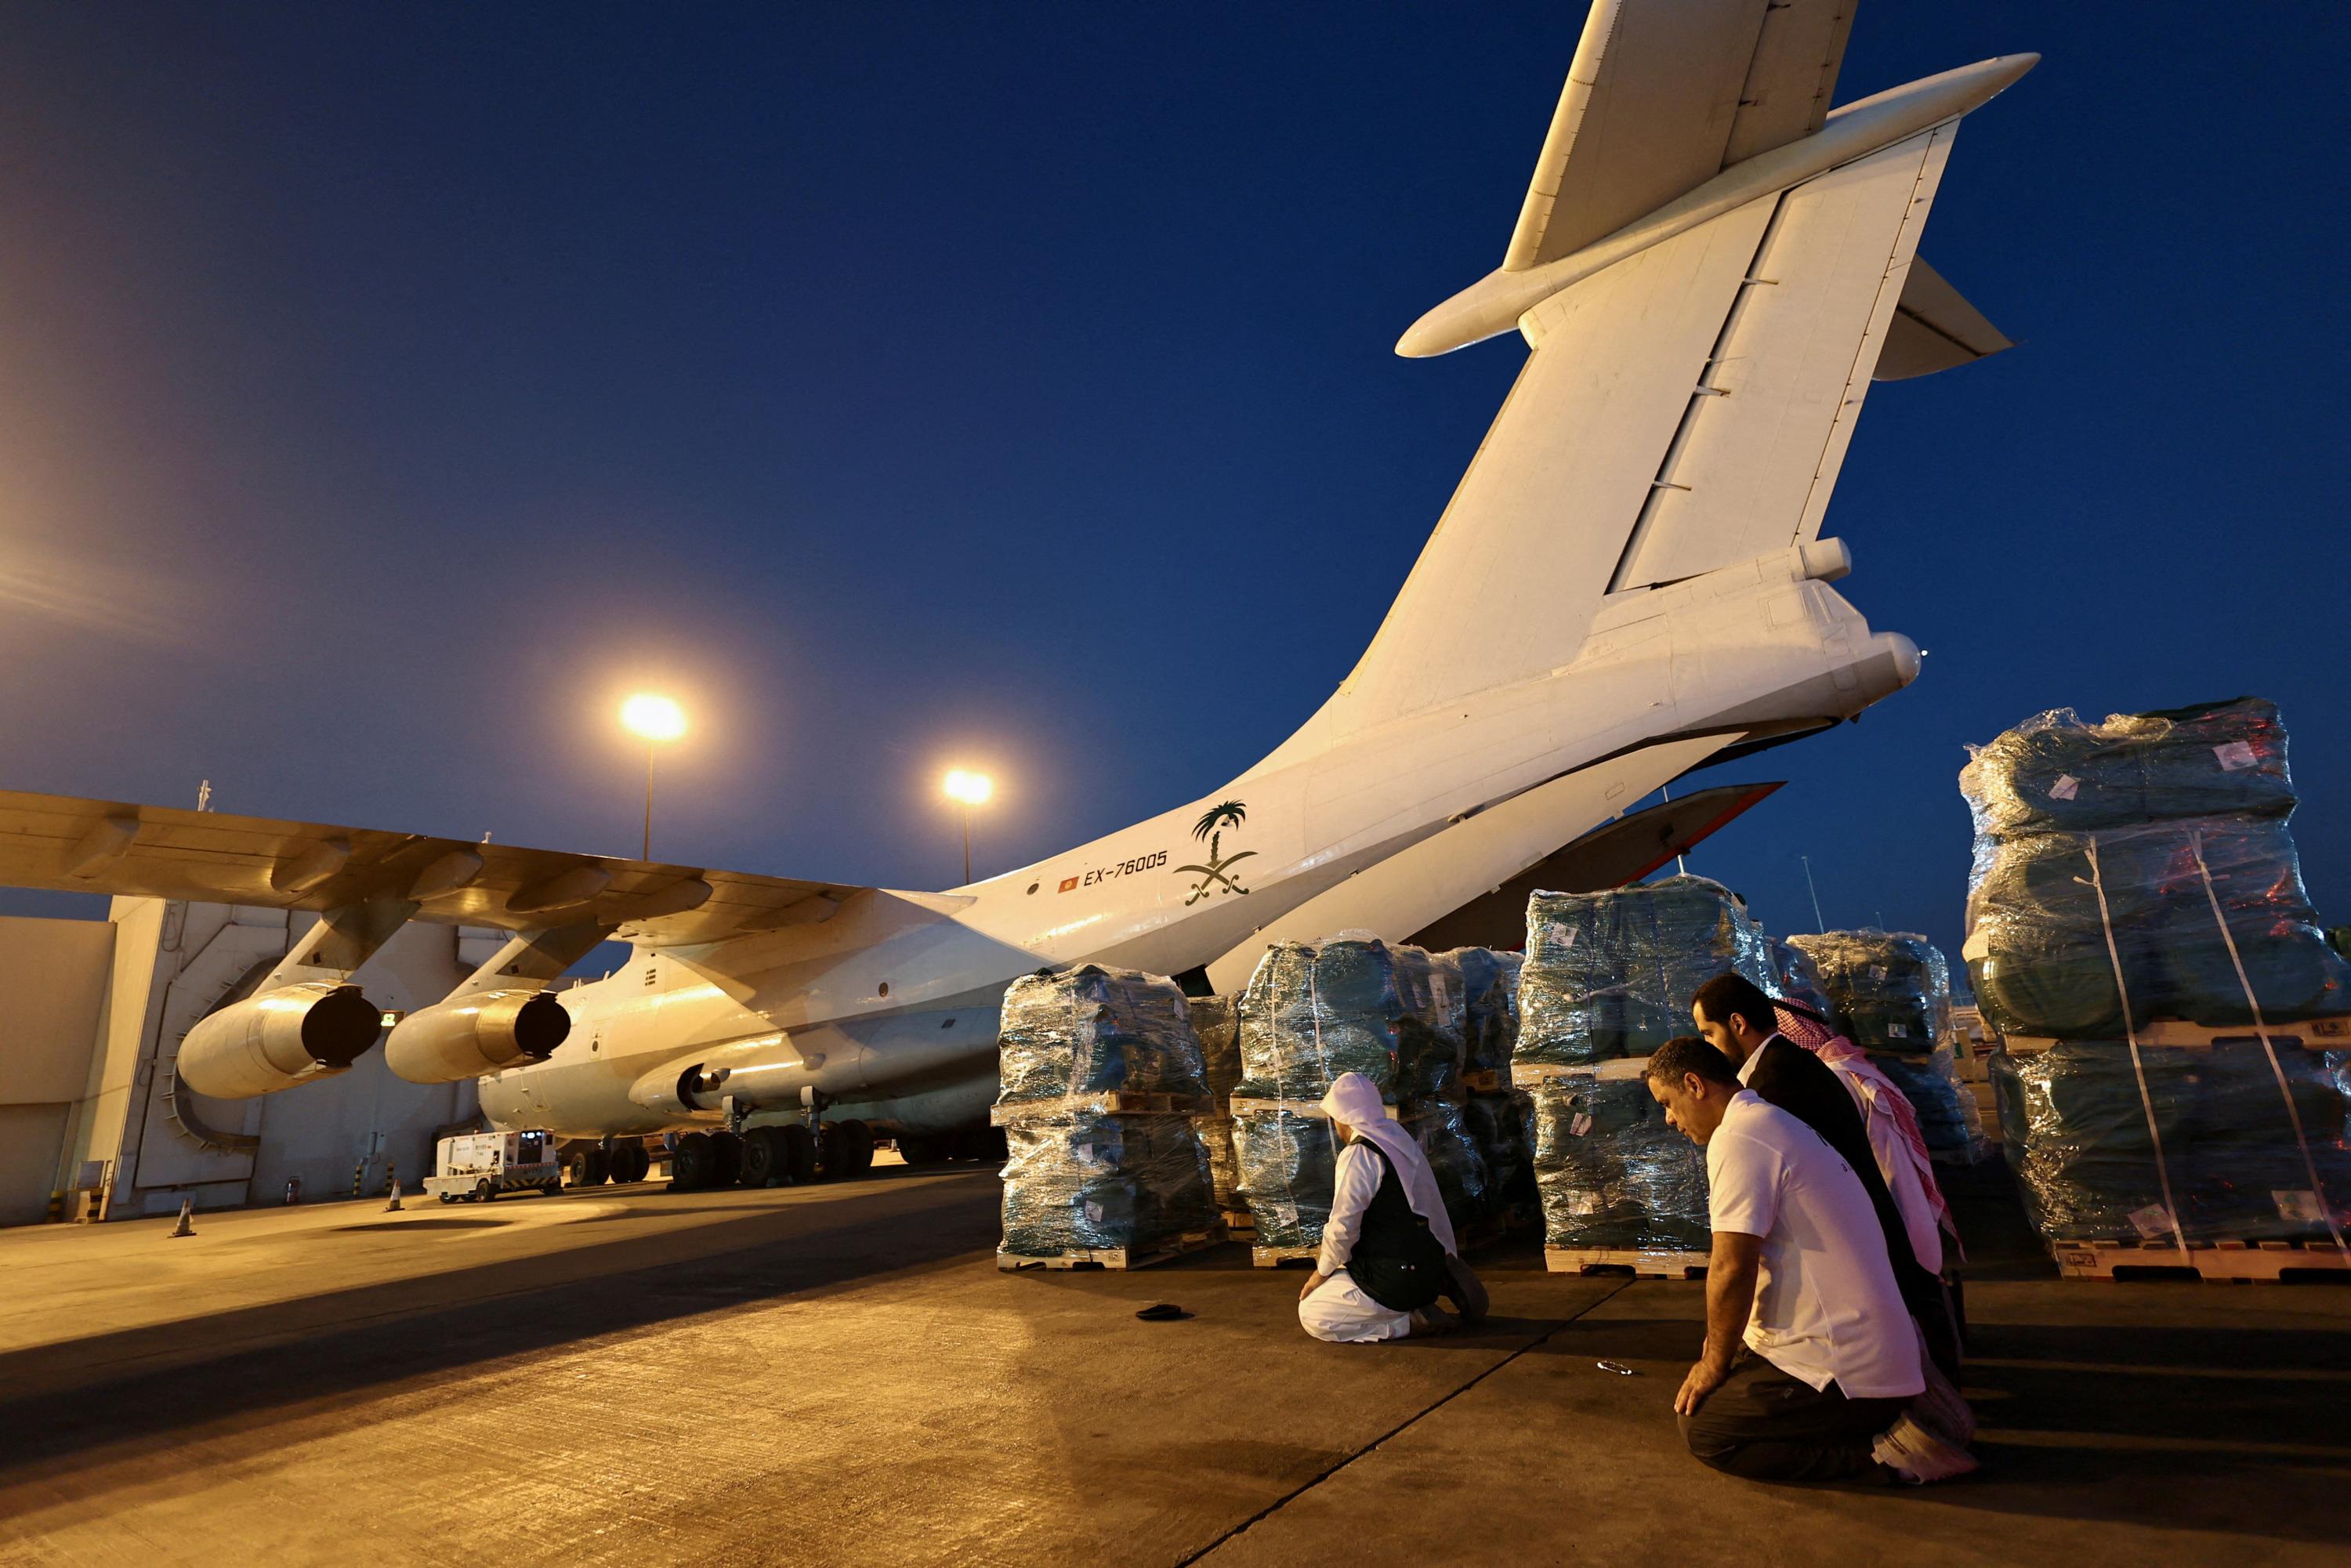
[[2080, 837, 2190, 1256], [2186, 829, 2351, 1262]]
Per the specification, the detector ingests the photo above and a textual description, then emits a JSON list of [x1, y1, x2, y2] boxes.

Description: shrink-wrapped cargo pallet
[[1456, 947, 1523, 1081], [995, 965, 1212, 1106], [998, 1111, 1219, 1258], [1236, 939, 1405, 1102], [1960, 700, 2351, 1038], [1786, 930, 1952, 1056], [1766, 937, 1838, 1023], [1961, 699, 2351, 1270], [1528, 1073, 1708, 1253], [1518, 875, 1772, 1066], [1988, 1040, 2351, 1246], [1230, 937, 1503, 1252], [994, 967, 1219, 1265], [1189, 994, 1244, 1219], [1785, 929, 1985, 1160]]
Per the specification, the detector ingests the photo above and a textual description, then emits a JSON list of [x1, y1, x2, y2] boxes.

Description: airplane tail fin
[[1253, 34, 2031, 772]]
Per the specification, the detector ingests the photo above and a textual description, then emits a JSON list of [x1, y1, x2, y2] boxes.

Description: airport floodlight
[[621, 693, 688, 743], [620, 693, 688, 859], [943, 770, 993, 883]]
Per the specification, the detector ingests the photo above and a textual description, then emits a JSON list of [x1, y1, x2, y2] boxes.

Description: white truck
[[426, 1130, 562, 1202]]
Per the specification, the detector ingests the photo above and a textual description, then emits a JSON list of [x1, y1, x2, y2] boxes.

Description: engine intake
[[384, 989, 571, 1085], [177, 982, 384, 1099]]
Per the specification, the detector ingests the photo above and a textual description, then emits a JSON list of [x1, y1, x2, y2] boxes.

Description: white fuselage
[[480, 547, 1914, 1139]]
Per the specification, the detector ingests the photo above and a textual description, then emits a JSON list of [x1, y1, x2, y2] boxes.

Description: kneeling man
[[1297, 1072, 1487, 1342], [1644, 1038, 1973, 1483]]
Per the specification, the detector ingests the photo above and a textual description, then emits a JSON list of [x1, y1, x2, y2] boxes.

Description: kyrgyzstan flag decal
[[1058, 876, 1080, 893]]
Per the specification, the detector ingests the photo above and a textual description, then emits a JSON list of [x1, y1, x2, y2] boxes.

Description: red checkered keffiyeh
[[1774, 1003, 1958, 1244]]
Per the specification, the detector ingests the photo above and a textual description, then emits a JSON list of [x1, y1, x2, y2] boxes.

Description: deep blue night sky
[[3, 3, 2347, 968]]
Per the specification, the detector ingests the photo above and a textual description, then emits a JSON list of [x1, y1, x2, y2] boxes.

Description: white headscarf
[[1319, 1071, 1458, 1255]]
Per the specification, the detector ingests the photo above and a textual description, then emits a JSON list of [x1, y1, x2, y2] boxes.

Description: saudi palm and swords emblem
[[1177, 799, 1254, 906]]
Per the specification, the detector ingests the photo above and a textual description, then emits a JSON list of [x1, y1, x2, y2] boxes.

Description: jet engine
[[176, 982, 385, 1099], [384, 989, 571, 1085]]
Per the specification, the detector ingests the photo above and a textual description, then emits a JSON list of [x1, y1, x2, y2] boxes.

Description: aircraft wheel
[[709, 1129, 744, 1186], [777, 1123, 817, 1184], [897, 1132, 953, 1167], [817, 1121, 848, 1179], [583, 1148, 611, 1186], [672, 1132, 714, 1190], [951, 1126, 1009, 1164], [738, 1126, 777, 1186], [615, 1143, 650, 1183], [840, 1119, 875, 1177]]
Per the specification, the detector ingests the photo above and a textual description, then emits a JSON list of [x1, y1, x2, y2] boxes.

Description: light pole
[[943, 770, 993, 884], [620, 693, 686, 860], [1799, 853, 1826, 934]]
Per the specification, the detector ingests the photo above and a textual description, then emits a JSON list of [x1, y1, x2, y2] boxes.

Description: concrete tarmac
[[0, 1161, 2342, 1566]]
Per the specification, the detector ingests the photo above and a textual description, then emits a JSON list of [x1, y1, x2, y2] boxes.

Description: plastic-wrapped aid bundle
[[1786, 931, 1953, 1054], [1465, 1091, 1536, 1215], [1989, 1041, 2351, 1244], [1766, 937, 1838, 1022], [1518, 875, 1772, 1067], [1960, 701, 2351, 1038], [1237, 939, 1405, 1101], [1528, 1074, 1709, 1251], [1406, 1095, 1491, 1229], [1959, 698, 2296, 840], [998, 1111, 1218, 1257], [1187, 994, 1244, 1215], [1456, 949, 1523, 1078], [994, 966, 1210, 1106], [1965, 817, 2351, 1037], [1231, 1109, 1339, 1250], [1393, 947, 1469, 1102]]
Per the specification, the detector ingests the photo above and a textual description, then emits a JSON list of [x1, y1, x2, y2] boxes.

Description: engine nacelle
[[177, 982, 385, 1099], [384, 989, 571, 1085]]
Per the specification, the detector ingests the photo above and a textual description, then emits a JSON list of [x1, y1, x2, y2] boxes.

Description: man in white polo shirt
[[1643, 1037, 1975, 1484]]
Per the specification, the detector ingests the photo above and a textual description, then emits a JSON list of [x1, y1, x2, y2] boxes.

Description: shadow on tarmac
[[0, 1167, 1003, 1487]]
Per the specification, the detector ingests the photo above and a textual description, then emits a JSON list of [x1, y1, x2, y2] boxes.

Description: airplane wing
[[1505, 0, 1857, 272], [0, 789, 875, 944]]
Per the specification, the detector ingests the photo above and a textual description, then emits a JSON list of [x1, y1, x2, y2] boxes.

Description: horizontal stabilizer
[[1875, 255, 2012, 380]]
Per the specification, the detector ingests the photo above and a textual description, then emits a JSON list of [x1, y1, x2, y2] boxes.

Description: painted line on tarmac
[[1176, 1277, 1636, 1566]]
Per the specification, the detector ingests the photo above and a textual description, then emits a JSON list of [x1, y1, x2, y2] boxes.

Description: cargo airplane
[[0, 2, 2032, 1188]]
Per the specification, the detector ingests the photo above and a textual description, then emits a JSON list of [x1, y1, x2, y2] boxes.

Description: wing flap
[[0, 789, 872, 945]]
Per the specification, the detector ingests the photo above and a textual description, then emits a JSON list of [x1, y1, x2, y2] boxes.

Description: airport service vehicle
[[426, 1131, 561, 1203], [0, 2, 2034, 1186]]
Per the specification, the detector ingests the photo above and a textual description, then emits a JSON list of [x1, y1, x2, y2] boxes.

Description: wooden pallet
[[1226, 1097, 1403, 1121], [997, 1226, 1227, 1272], [2005, 1016, 2351, 1054], [1544, 1246, 1709, 1280], [2049, 1237, 2351, 1282], [1461, 1069, 1516, 1093], [1220, 1208, 1255, 1237], [1510, 1057, 1651, 1088], [991, 1091, 1216, 1125]]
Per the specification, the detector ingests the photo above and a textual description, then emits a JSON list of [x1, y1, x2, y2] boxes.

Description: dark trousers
[[1678, 1351, 1907, 1484]]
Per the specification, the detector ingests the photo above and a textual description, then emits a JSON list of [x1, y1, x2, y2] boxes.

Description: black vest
[[1346, 1139, 1448, 1313]]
